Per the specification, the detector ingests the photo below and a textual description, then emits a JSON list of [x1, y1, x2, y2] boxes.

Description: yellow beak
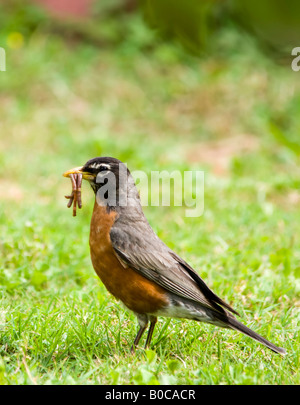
[[63, 166, 95, 180]]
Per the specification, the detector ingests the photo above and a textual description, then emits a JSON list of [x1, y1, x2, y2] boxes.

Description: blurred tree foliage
[[0, 0, 48, 38], [0, 0, 140, 46], [140, 0, 300, 55], [229, 0, 300, 52], [140, 0, 220, 54], [0, 0, 300, 56]]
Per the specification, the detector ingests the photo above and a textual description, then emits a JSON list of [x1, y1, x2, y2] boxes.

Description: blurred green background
[[1, 0, 300, 200], [0, 0, 299, 384]]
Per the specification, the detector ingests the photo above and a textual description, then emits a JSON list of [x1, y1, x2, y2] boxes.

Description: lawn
[[0, 14, 299, 385]]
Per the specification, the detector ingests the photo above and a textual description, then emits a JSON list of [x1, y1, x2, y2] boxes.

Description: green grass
[[0, 17, 299, 384]]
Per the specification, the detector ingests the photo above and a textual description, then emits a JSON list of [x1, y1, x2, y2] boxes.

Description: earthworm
[[65, 173, 82, 216]]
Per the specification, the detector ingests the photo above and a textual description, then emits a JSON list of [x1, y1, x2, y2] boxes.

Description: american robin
[[63, 157, 286, 355]]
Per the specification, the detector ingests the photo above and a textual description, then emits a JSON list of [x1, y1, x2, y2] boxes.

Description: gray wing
[[110, 217, 239, 316]]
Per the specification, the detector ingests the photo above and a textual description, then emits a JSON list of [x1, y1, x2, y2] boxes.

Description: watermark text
[[95, 165, 205, 218], [0, 47, 6, 71], [291, 47, 300, 71]]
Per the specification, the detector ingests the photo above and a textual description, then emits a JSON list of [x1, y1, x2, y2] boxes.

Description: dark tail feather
[[227, 316, 286, 355]]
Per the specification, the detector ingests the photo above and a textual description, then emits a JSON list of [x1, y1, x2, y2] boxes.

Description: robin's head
[[63, 157, 140, 210]]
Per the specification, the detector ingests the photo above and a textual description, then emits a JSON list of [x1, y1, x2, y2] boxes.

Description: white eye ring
[[89, 162, 111, 170]]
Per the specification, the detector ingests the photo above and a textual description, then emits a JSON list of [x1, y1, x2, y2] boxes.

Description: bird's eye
[[99, 165, 110, 171]]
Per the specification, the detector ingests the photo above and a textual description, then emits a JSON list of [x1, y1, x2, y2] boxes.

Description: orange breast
[[89, 202, 169, 314]]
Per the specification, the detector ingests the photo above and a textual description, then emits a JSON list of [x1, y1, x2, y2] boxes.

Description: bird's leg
[[130, 323, 148, 354], [145, 316, 157, 349], [131, 314, 149, 354]]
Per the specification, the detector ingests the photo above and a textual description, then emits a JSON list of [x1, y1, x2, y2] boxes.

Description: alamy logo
[[291, 47, 300, 72], [0, 47, 6, 71], [94, 164, 205, 218]]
